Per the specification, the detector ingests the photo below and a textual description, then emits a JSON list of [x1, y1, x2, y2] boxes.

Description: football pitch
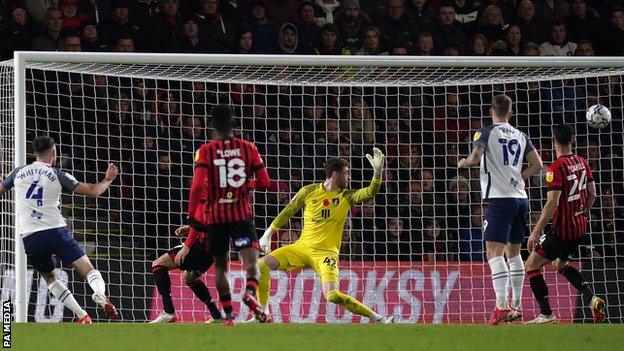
[[11, 323, 624, 351]]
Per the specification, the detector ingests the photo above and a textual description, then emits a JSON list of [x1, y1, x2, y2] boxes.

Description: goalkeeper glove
[[259, 227, 275, 254], [366, 147, 385, 177]]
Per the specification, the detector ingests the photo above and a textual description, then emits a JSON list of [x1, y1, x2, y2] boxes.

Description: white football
[[586, 104, 611, 129]]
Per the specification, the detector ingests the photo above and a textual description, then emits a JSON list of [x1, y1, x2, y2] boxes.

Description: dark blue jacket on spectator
[[431, 20, 466, 53], [246, 17, 278, 53], [196, 12, 237, 53], [293, 19, 323, 49], [375, 14, 419, 45]]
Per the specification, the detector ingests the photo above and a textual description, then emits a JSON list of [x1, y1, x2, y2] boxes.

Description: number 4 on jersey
[[25, 181, 44, 206]]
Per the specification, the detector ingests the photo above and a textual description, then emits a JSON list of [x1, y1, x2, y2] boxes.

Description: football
[[586, 104, 612, 129]]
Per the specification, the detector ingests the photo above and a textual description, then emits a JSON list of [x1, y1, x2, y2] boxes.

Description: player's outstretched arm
[[259, 186, 309, 253], [528, 190, 561, 250], [585, 181, 597, 214], [344, 148, 385, 205], [458, 146, 483, 168], [521, 149, 543, 180], [74, 163, 118, 197]]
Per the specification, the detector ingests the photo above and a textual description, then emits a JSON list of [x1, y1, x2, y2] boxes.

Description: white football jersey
[[473, 123, 534, 200], [1, 162, 79, 236]]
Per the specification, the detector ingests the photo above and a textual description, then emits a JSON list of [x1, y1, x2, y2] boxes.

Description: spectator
[[294, 1, 323, 48], [522, 42, 540, 55], [24, 0, 54, 23], [599, 6, 624, 56], [31, 8, 63, 51], [451, 0, 479, 32], [59, 0, 89, 32], [170, 15, 214, 52], [277, 22, 314, 54], [100, 0, 142, 48], [416, 31, 434, 55], [235, 28, 255, 53], [459, 205, 485, 261], [538, 20, 577, 56], [467, 33, 489, 55], [501, 24, 523, 55], [144, 0, 183, 52], [375, 0, 419, 46], [566, 0, 600, 44], [515, 0, 549, 45], [196, 0, 237, 53], [404, 0, 436, 30], [374, 217, 413, 261], [80, 20, 109, 52], [61, 34, 82, 51], [263, 0, 300, 24], [533, 0, 570, 26], [574, 39, 595, 56], [310, 0, 341, 26], [246, 0, 278, 53], [113, 35, 135, 52], [355, 26, 388, 55], [334, 0, 370, 52], [475, 4, 507, 43], [219, 0, 248, 25], [0, 5, 36, 59], [430, 4, 466, 53], [346, 96, 375, 143], [314, 23, 350, 54], [421, 217, 451, 262], [390, 39, 414, 55]]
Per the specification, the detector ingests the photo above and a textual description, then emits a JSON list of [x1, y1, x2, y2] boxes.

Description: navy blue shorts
[[483, 198, 529, 244], [22, 227, 85, 274]]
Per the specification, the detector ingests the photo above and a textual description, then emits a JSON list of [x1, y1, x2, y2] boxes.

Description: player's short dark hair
[[491, 94, 512, 118], [552, 123, 575, 145], [32, 136, 55, 156], [211, 104, 234, 133], [324, 157, 349, 178]]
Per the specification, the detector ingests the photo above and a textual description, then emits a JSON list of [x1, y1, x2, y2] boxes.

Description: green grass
[[11, 323, 624, 351]]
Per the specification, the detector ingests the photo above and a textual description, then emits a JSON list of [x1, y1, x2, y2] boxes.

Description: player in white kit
[[0, 136, 119, 323], [459, 95, 543, 324]]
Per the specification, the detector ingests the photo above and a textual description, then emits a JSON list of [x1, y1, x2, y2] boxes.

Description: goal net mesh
[[1, 58, 623, 323]]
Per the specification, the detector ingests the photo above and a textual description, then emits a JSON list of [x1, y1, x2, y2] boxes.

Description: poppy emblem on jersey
[[332, 198, 339, 206], [322, 199, 330, 207], [546, 171, 554, 182], [194, 150, 200, 162], [473, 132, 481, 142]]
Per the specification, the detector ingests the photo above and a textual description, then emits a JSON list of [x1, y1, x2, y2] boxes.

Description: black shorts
[[535, 234, 582, 262], [204, 219, 258, 255], [167, 243, 214, 273]]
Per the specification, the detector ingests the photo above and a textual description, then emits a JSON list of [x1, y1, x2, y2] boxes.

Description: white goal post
[[3, 52, 624, 323]]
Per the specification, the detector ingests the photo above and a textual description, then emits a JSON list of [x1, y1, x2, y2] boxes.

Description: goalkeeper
[[253, 148, 393, 323]]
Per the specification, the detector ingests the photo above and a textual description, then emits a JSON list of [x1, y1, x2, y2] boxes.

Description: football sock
[[152, 265, 175, 314], [48, 279, 88, 318], [258, 259, 271, 308], [507, 255, 524, 308], [220, 293, 234, 318], [558, 265, 595, 302], [488, 256, 509, 309], [246, 277, 259, 296], [186, 280, 222, 319], [325, 290, 377, 320], [528, 270, 552, 316], [86, 269, 106, 296]]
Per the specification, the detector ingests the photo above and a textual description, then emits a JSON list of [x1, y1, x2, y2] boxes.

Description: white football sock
[[86, 270, 106, 296], [488, 256, 509, 310], [507, 254, 525, 308], [48, 279, 88, 318]]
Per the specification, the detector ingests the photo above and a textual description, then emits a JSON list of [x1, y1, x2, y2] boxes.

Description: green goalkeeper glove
[[366, 147, 385, 178]]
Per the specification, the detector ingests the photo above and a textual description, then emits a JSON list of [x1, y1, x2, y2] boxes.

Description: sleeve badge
[[546, 171, 554, 183], [473, 132, 481, 142], [194, 150, 201, 162]]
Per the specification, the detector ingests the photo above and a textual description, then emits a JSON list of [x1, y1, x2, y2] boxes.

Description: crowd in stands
[[2, 0, 624, 58], [3, 0, 623, 262]]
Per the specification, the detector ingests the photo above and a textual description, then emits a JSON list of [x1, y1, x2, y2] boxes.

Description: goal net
[[1, 53, 623, 323]]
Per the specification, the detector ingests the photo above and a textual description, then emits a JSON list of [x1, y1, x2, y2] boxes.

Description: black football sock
[[528, 270, 552, 316], [152, 265, 175, 314], [220, 293, 233, 318], [559, 265, 595, 302], [187, 279, 222, 319]]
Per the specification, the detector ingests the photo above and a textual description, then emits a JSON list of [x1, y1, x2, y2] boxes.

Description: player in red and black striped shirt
[[525, 124, 605, 324], [176, 104, 271, 325]]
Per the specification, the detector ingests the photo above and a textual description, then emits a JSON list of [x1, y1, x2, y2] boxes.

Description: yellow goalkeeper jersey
[[269, 177, 381, 254]]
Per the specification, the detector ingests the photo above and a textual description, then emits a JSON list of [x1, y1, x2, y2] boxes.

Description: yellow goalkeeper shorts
[[268, 242, 339, 283]]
